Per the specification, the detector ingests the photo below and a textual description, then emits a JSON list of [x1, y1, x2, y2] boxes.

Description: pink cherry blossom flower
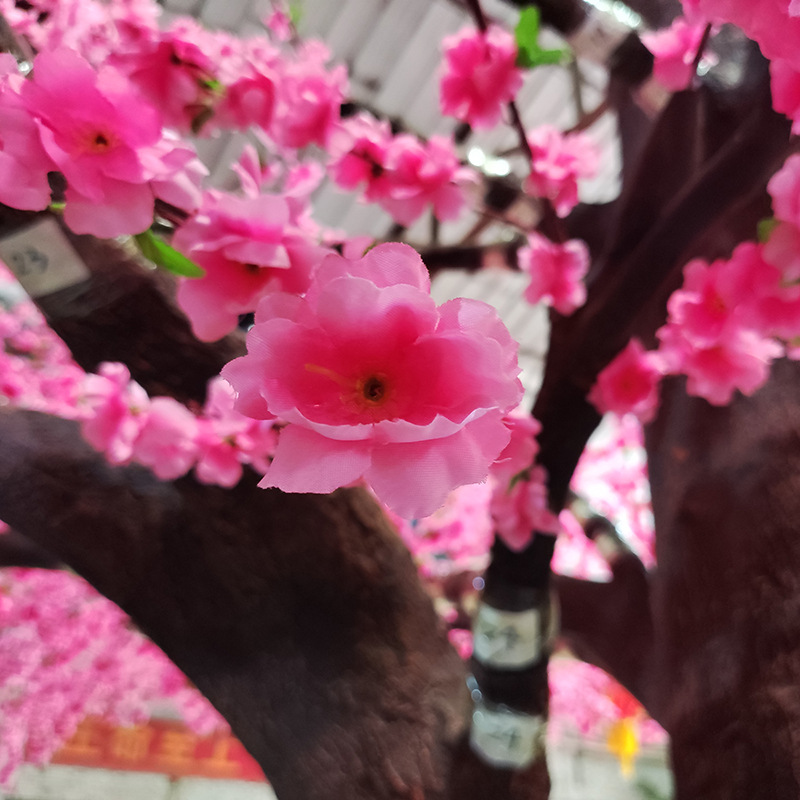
[[588, 339, 662, 423], [329, 113, 394, 200], [518, 232, 590, 315], [22, 48, 203, 236], [488, 414, 559, 550], [657, 321, 783, 405], [117, 32, 219, 132], [173, 189, 327, 341], [131, 396, 200, 480], [524, 125, 599, 217], [768, 153, 800, 227], [642, 17, 715, 91], [79, 363, 150, 465], [222, 243, 523, 518], [0, 55, 55, 212], [770, 59, 800, 134], [264, 8, 293, 42], [269, 41, 346, 150], [439, 24, 523, 130], [379, 135, 477, 226]]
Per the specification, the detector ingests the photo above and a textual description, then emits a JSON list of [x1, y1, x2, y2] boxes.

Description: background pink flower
[[588, 339, 662, 423], [518, 232, 590, 314], [439, 24, 522, 129]]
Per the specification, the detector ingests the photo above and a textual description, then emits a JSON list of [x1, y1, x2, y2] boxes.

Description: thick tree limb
[[645, 359, 800, 796], [0, 408, 476, 800]]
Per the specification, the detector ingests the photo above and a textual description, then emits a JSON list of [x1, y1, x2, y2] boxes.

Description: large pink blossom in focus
[[174, 189, 326, 341], [439, 24, 522, 130], [588, 339, 662, 423], [518, 232, 589, 314], [524, 125, 599, 217], [222, 243, 523, 518]]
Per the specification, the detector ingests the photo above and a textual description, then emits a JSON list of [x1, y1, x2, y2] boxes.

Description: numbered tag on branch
[[472, 602, 545, 669], [0, 217, 90, 298], [470, 701, 545, 769]]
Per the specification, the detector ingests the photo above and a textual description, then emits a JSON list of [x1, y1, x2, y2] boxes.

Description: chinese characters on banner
[[51, 717, 266, 782]]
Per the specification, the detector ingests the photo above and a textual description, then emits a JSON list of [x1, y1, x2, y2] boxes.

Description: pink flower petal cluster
[[770, 58, 800, 134], [0, 284, 278, 487], [691, 0, 800, 70], [642, 17, 716, 91], [656, 244, 785, 405], [19, 48, 205, 236], [439, 24, 523, 130], [518, 232, 590, 315], [524, 125, 599, 217], [330, 115, 477, 225], [0, 567, 224, 787], [0, 56, 56, 211], [386, 482, 494, 578], [76, 364, 278, 484], [116, 30, 221, 132], [222, 243, 523, 518], [268, 41, 346, 150], [588, 339, 662, 423], [173, 188, 329, 341], [489, 414, 559, 551]]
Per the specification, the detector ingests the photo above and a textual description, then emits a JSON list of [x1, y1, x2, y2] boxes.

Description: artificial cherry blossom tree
[[0, 0, 799, 798]]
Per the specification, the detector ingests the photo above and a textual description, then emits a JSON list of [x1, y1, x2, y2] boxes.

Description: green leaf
[[515, 5, 571, 69], [757, 216, 778, 243], [289, 2, 303, 27], [133, 230, 205, 278]]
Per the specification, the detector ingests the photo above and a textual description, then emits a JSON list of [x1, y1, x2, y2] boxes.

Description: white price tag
[[0, 217, 90, 298], [472, 603, 543, 669], [470, 703, 545, 769]]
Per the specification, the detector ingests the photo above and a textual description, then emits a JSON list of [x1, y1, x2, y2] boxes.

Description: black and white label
[[472, 603, 544, 669], [470, 703, 545, 769], [0, 217, 90, 297]]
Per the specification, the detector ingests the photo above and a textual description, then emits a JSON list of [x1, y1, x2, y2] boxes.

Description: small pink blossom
[[378, 135, 477, 226], [768, 153, 800, 228], [0, 56, 55, 211], [118, 33, 218, 132], [770, 59, 800, 134], [222, 243, 523, 518], [488, 414, 559, 550], [329, 113, 394, 200], [524, 125, 599, 217], [491, 465, 558, 550], [588, 339, 662, 423], [174, 189, 326, 341], [657, 321, 783, 405], [131, 396, 200, 480], [642, 17, 715, 91], [269, 41, 346, 150], [518, 232, 589, 315], [439, 25, 522, 130]]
